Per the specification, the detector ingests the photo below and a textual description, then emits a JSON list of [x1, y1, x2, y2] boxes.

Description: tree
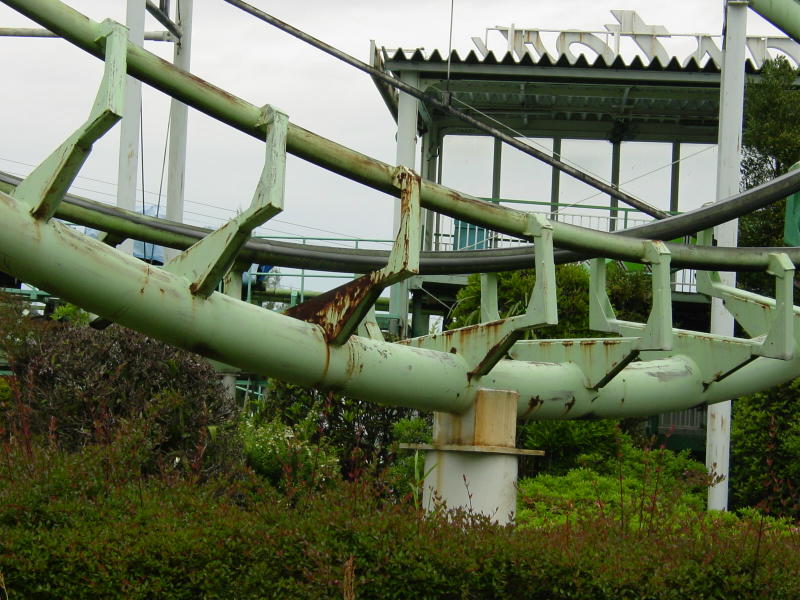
[[739, 57, 800, 296]]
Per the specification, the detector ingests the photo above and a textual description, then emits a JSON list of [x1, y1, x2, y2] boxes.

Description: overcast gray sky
[[0, 1, 789, 281]]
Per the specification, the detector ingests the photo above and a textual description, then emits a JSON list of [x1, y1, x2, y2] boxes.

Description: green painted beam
[[749, 0, 800, 44], [5, 184, 796, 419]]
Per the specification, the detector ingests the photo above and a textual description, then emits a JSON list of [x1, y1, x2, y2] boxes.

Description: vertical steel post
[[116, 0, 146, 255], [707, 0, 747, 512], [390, 70, 419, 336], [550, 137, 561, 218], [491, 137, 502, 248], [164, 0, 193, 262], [610, 140, 621, 232], [670, 142, 681, 213], [434, 130, 444, 251], [421, 129, 437, 252], [670, 142, 681, 289]]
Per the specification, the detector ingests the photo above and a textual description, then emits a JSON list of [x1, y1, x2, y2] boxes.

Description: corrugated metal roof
[[383, 47, 762, 73], [374, 46, 750, 143]]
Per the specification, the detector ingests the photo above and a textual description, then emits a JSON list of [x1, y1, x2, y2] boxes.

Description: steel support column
[[670, 142, 681, 213], [421, 389, 538, 524], [421, 129, 438, 252], [390, 70, 419, 336], [610, 140, 621, 232], [550, 137, 561, 218], [707, 0, 747, 512], [116, 0, 146, 255], [164, 0, 193, 262], [491, 137, 502, 248]]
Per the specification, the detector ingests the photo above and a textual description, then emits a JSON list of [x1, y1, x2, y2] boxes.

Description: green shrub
[[731, 378, 800, 518], [240, 417, 338, 490], [260, 381, 417, 479], [384, 415, 433, 501], [520, 419, 622, 475], [0, 466, 798, 599], [518, 436, 708, 530], [0, 306, 240, 477]]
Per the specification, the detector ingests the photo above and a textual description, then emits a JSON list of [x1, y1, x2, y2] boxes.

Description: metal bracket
[[590, 240, 673, 351], [584, 241, 672, 388], [402, 213, 557, 378], [284, 166, 421, 345], [163, 105, 287, 297], [12, 20, 127, 221], [695, 229, 796, 361]]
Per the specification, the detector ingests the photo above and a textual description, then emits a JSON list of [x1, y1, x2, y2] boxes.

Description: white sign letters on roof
[[471, 10, 800, 68]]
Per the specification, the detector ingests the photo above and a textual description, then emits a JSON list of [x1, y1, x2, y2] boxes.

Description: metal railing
[[433, 198, 698, 293]]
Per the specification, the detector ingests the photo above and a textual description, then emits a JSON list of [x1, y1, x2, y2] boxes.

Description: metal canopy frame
[[378, 49, 731, 144]]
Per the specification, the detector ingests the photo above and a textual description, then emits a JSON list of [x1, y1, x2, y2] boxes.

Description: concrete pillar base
[[417, 388, 541, 524]]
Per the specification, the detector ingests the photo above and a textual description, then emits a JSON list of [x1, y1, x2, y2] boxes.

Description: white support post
[[116, 0, 146, 255], [707, 0, 747, 512], [164, 0, 194, 263], [390, 70, 419, 336]]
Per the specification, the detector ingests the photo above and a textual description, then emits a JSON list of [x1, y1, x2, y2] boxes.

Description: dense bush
[[240, 416, 339, 490], [519, 419, 622, 475], [0, 297, 240, 477], [518, 441, 709, 529], [731, 379, 800, 518], [1, 448, 798, 600], [262, 381, 421, 479]]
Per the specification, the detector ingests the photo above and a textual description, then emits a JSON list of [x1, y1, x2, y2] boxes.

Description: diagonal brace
[[13, 20, 127, 222], [284, 166, 420, 345], [163, 106, 287, 297]]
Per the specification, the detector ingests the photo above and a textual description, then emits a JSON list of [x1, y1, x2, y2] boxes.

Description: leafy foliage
[[520, 419, 623, 475], [240, 416, 338, 490], [1, 443, 798, 600], [261, 381, 421, 480], [731, 379, 800, 518], [519, 426, 708, 527], [0, 296, 240, 477], [742, 57, 800, 180]]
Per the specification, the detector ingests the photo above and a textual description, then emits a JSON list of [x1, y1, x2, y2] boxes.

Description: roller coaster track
[[2, 0, 800, 422]]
